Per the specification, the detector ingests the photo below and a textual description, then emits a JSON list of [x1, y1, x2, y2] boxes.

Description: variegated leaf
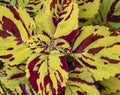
[[35, 0, 78, 42], [77, 0, 100, 28], [99, 0, 120, 30], [72, 25, 120, 80], [0, 0, 29, 7], [0, 6, 35, 43], [0, 64, 31, 93], [0, 36, 32, 65], [11, 83, 37, 95], [77, 0, 100, 19], [26, 50, 68, 95], [0, 0, 46, 17], [98, 74, 120, 95], [0, 6, 35, 64], [25, 0, 46, 17], [62, 67, 100, 95]]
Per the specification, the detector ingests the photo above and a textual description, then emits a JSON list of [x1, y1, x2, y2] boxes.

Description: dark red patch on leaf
[[20, 84, 28, 95], [57, 70, 63, 82], [9, 57, 15, 61], [101, 56, 120, 64], [69, 77, 94, 86], [78, 58, 97, 69], [0, 30, 11, 38], [73, 34, 103, 53], [107, 42, 120, 48], [108, 15, 120, 23], [79, 18, 87, 23], [50, 0, 57, 10], [7, 6, 31, 38], [65, 5, 74, 21], [10, 73, 26, 79], [109, 29, 119, 36], [56, 42, 65, 46], [86, 0, 94, 3], [2, 16, 23, 43], [0, 54, 12, 59], [28, 56, 40, 91], [7, 6, 21, 20], [61, 29, 78, 43], [77, 91, 87, 95], [87, 46, 104, 55], [7, 47, 14, 50], [52, 16, 63, 27], [73, 59, 83, 68], [82, 54, 95, 62], [44, 75, 56, 95], [107, 0, 119, 22], [59, 56, 68, 71]]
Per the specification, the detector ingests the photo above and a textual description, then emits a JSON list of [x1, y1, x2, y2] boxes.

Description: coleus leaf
[[11, 83, 37, 95], [0, 0, 44, 17], [72, 25, 120, 81], [77, 0, 100, 19], [35, 0, 78, 42], [0, 6, 35, 42], [25, 0, 46, 17], [62, 67, 100, 95], [26, 50, 68, 95], [98, 74, 120, 95], [99, 0, 120, 30], [0, 36, 32, 65], [0, 64, 27, 91], [0, 64, 37, 95], [0, 0, 29, 7], [77, 0, 100, 28], [0, 6, 35, 64]]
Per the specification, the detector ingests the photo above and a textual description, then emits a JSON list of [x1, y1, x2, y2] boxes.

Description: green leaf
[[72, 25, 120, 80], [0, 6, 36, 42], [77, 0, 100, 18], [26, 50, 68, 95], [0, 0, 29, 7], [0, 64, 37, 95], [98, 74, 120, 95], [64, 67, 100, 95], [35, 0, 78, 42], [0, 6, 35, 65], [0, 64, 27, 91], [0, 0, 45, 17], [99, 0, 120, 30], [11, 83, 38, 95], [0, 36, 32, 65], [25, 0, 46, 17]]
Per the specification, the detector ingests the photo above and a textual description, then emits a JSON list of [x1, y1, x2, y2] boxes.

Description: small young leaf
[[35, 0, 79, 42], [26, 50, 68, 95]]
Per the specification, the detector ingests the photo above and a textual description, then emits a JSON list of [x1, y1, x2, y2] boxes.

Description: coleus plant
[[0, 0, 120, 95]]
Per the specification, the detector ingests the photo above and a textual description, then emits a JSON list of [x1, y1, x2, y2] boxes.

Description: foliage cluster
[[0, 0, 120, 95]]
